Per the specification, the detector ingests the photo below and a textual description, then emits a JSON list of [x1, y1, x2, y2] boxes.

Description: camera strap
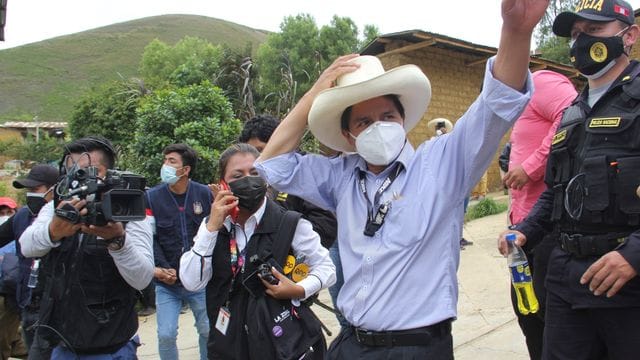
[[358, 162, 403, 236]]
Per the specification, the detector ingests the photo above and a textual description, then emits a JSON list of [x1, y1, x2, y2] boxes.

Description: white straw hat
[[427, 118, 454, 133], [308, 55, 431, 153]]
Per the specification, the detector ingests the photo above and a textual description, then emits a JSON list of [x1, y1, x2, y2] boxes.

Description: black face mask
[[26, 194, 47, 216], [228, 176, 267, 212], [570, 32, 625, 78]]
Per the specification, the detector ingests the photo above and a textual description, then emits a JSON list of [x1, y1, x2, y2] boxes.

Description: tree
[[319, 16, 360, 65], [213, 44, 258, 122], [131, 81, 241, 185], [255, 14, 375, 117], [535, 0, 579, 64], [1, 134, 64, 164], [361, 24, 381, 49], [69, 78, 148, 148], [256, 14, 322, 115], [139, 37, 223, 89]]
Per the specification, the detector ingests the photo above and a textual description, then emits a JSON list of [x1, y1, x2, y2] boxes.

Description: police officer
[[497, 0, 640, 358]]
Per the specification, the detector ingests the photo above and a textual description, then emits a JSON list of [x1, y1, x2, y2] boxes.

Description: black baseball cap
[[13, 164, 60, 189], [553, 0, 634, 37]]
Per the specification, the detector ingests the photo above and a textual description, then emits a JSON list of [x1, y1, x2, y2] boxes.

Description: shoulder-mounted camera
[[54, 166, 147, 226]]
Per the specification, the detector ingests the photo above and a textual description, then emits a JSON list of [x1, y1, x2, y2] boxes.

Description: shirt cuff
[[43, 220, 61, 249], [296, 275, 322, 301], [521, 159, 544, 182], [481, 57, 533, 124]]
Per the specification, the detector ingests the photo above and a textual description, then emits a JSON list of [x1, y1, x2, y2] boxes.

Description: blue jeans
[[51, 335, 140, 359], [328, 241, 348, 329], [155, 284, 209, 360]]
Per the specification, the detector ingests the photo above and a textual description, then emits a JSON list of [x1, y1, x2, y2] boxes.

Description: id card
[[215, 307, 231, 335]]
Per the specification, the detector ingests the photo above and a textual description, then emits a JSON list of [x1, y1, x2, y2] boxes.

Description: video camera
[[54, 166, 147, 226], [435, 121, 446, 130]]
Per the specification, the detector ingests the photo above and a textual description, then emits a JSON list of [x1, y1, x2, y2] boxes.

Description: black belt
[[352, 319, 452, 347], [559, 232, 628, 257]]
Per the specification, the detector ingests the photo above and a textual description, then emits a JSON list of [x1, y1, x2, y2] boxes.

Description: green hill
[[0, 14, 269, 122]]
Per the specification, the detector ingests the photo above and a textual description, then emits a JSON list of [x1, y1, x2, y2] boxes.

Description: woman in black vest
[[180, 143, 336, 359]]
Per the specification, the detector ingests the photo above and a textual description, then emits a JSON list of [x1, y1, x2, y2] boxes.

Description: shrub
[[0, 135, 64, 164], [130, 81, 241, 185], [465, 198, 508, 222]]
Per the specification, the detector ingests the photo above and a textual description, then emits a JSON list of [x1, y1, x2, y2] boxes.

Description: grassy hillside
[[0, 14, 269, 122]]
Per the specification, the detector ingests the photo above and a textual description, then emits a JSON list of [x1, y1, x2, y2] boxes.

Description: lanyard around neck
[[358, 162, 403, 236]]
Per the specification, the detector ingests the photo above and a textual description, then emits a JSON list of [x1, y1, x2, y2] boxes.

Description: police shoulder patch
[[276, 192, 288, 202], [552, 129, 567, 145]]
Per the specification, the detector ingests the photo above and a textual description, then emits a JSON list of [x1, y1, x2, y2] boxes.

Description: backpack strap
[[271, 210, 302, 266]]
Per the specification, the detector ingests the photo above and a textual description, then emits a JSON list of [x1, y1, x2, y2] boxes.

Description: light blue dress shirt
[[256, 57, 533, 331]]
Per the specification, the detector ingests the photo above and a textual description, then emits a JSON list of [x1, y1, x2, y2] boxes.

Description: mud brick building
[[361, 30, 585, 192]]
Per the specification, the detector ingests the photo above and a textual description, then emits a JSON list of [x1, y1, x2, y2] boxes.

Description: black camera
[[436, 121, 446, 130], [54, 166, 147, 226], [257, 263, 279, 285]]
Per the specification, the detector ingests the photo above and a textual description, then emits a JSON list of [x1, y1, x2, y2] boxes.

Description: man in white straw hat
[[256, 1, 549, 358], [427, 118, 454, 137]]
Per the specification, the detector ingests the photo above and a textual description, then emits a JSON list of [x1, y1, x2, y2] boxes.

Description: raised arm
[[258, 54, 360, 162], [494, 0, 550, 90]]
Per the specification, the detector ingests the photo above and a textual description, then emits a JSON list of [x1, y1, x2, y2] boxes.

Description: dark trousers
[[510, 233, 555, 360], [543, 291, 640, 360], [326, 327, 453, 360], [22, 304, 53, 360]]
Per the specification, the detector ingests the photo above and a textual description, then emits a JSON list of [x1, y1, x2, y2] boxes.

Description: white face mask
[[352, 122, 406, 166], [0, 215, 9, 225]]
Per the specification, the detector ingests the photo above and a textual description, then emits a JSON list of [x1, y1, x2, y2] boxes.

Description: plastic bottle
[[27, 259, 40, 289], [506, 233, 539, 315]]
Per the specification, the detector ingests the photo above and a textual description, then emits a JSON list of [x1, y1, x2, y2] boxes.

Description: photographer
[[19, 137, 154, 359], [180, 143, 335, 360]]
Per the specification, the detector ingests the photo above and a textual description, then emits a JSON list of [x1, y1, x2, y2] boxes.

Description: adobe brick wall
[[632, 14, 640, 60], [379, 48, 508, 193]]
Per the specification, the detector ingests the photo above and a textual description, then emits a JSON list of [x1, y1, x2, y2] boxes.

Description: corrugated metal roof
[[360, 30, 580, 79], [1, 121, 67, 129]]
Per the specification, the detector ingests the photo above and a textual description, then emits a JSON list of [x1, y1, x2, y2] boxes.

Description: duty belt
[[559, 232, 628, 257], [353, 319, 452, 347]]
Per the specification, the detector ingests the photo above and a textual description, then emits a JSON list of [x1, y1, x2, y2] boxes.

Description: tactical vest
[[38, 233, 137, 354], [545, 62, 640, 234], [205, 200, 301, 359], [146, 181, 211, 278]]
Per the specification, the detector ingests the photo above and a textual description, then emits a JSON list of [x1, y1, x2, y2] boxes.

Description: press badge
[[215, 307, 231, 335]]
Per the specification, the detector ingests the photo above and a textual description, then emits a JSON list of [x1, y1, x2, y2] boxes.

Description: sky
[[0, 0, 540, 50], [2, 1, 640, 51]]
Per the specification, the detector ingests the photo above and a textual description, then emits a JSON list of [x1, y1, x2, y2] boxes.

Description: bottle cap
[[506, 233, 516, 242]]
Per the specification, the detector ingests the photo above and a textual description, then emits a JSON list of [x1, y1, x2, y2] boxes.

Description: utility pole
[[34, 115, 39, 143]]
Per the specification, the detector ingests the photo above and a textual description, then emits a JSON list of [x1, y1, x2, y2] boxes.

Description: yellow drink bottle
[[506, 233, 539, 315]]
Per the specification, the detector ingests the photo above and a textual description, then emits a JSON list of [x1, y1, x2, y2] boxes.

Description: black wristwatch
[[105, 234, 126, 251]]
